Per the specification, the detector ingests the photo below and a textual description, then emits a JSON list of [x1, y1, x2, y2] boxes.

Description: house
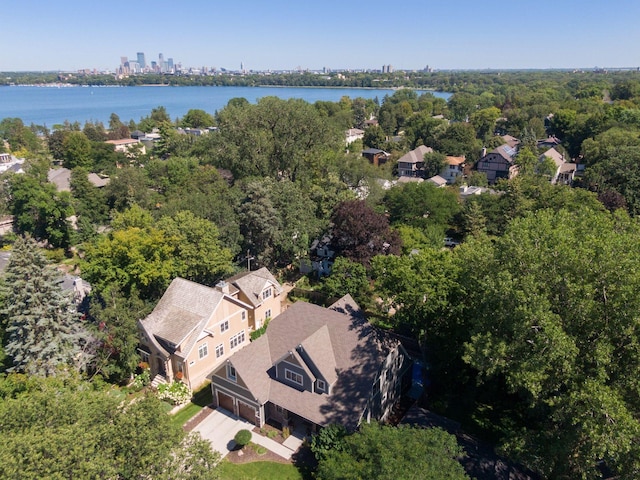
[[362, 148, 390, 167], [300, 235, 335, 277], [105, 138, 146, 156], [476, 144, 519, 184], [48, 168, 110, 192], [0, 153, 25, 174], [210, 297, 411, 432], [539, 147, 565, 184], [138, 268, 282, 390], [441, 156, 466, 184], [345, 128, 365, 145], [426, 175, 447, 188], [556, 162, 577, 185], [397, 145, 433, 178]]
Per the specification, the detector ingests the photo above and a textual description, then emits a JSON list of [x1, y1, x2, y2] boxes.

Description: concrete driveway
[[192, 407, 303, 459], [193, 407, 254, 457]]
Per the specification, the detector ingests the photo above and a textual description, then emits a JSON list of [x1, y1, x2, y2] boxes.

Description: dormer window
[[285, 368, 303, 386], [262, 287, 272, 300], [317, 379, 326, 392], [227, 364, 237, 382]]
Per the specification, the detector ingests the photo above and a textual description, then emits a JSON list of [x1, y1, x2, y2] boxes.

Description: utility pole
[[245, 250, 255, 271]]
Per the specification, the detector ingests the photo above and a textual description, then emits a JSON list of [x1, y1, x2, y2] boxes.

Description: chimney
[[481, 147, 487, 157], [216, 280, 230, 294]]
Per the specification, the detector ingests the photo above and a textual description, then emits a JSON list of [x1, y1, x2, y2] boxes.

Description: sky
[[1, 0, 639, 72]]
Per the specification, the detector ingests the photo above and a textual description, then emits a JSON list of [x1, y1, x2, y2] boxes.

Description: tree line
[[1, 70, 640, 478]]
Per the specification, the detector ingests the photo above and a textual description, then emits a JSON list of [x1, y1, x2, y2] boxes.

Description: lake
[[0, 85, 451, 128]]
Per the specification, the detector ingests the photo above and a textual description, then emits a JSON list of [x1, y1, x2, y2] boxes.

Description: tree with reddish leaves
[[330, 200, 401, 267]]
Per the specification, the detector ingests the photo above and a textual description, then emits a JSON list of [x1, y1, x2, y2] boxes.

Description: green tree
[[89, 288, 152, 383], [363, 124, 387, 149], [180, 109, 215, 128], [321, 257, 371, 307], [422, 151, 447, 178], [7, 169, 74, 248], [0, 376, 221, 479], [316, 423, 468, 480], [461, 208, 640, 478], [2, 236, 92, 376], [62, 131, 93, 169]]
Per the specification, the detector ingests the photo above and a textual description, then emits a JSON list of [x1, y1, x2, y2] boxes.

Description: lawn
[[169, 382, 213, 428], [217, 460, 303, 480]]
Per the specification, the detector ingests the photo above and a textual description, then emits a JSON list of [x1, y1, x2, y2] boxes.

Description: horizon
[[2, 0, 639, 72]]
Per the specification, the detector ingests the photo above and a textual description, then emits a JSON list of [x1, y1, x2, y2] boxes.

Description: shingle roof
[[140, 278, 224, 354], [226, 298, 397, 429], [226, 267, 282, 307], [541, 147, 565, 169], [397, 145, 433, 165]]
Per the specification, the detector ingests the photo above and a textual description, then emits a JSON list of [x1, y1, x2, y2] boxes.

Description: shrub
[[234, 429, 252, 448], [157, 381, 190, 405], [131, 369, 150, 390], [250, 319, 269, 341], [267, 430, 278, 439], [256, 445, 267, 455], [282, 426, 290, 439]]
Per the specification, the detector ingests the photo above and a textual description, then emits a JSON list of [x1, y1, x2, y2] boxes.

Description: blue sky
[[2, 0, 639, 71]]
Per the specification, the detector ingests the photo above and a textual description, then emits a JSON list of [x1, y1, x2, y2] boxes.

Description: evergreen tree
[[3, 236, 92, 376]]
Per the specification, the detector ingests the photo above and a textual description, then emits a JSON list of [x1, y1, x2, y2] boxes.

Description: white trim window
[[230, 331, 245, 349], [215, 344, 224, 358], [317, 379, 326, 392], [285, 368, 303, 386], [241, 311, 246, 321], [198, 343, 208, 359], [220, 320, 229, 333], [262, 287, 272, 300], [265, 309, 271, 320], [227, 364, 237, 382]]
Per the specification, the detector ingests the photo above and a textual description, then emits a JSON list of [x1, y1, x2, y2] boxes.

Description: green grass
[[169, 382, 213, 428], [218, 460, 303, 480]]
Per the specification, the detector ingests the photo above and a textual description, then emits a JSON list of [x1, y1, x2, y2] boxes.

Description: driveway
[[193, 407, 254, 457], [192, 407, 304, 460]]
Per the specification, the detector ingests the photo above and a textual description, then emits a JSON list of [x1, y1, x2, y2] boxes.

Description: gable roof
[[490, 144, 518, 163], [446, 155, 465, 166], [540, 147, 565, 169], [397, 145, 433, 165], [226, 267, 282, 307], [501, 135, 520, 148], [223, 298, 398, 428], [427, 175, 447, 187], [140, 278, 225, 356]]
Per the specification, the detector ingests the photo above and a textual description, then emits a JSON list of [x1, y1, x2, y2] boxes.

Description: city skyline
[[1, 0, 639, 72]]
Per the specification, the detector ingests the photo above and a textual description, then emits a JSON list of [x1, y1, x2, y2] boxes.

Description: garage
[[238, 401, 257, 424], [217, 391, 234, 413]]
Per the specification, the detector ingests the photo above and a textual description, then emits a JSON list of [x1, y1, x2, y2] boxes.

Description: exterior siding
[[276, 359, 312, 391]]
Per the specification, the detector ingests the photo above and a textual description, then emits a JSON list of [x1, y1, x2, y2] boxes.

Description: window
[[241, 311, 246, 321], [198, 343, 208, 359], [227, 364, 237, 381], [262, 287, 272, 300], [265, 309, 271, 320], [317, 379, 326, 392], [220, 320, 229, 333], [285, 369, 303, 386], [230, 331, 245, 349], [215, 344, 224, 358]]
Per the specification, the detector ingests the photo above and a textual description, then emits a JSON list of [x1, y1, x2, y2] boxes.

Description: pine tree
[[3, 236, 92, 376]]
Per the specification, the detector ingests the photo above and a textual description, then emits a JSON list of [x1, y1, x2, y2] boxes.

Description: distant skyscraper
[[168, 58, 174, 71], [137, 52, 146, 69], [240, 62, 244, 72]]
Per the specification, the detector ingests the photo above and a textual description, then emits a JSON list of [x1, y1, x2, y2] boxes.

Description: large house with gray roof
[[476, 144, 519, 183], [138, 267, 282, 390], [210, 296, 411, 432]]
